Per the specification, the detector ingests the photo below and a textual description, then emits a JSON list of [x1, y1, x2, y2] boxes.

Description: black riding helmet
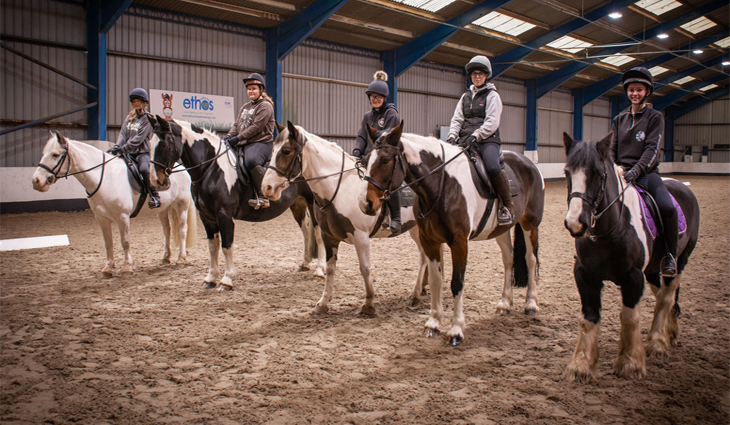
[[243, 72, 265, 91], [129, 88, 149, 103], [622, 67, 654, 96], [366, 71, 389, 99]]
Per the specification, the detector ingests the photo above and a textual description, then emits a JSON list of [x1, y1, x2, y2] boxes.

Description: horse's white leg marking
[[565, 169, 586, 234], [522, 228, 539, 315], [96, 216, 115, 278], [314, 245, 338, 314], [353, 231, 375, 316], [176, 204, 188, 265], [313, 225, 326, 279], [425, 250, 444, 334], [204, 234, 221, 284], [564, 318, 600, 383], [495, 231, 515, 315], [159, 211, 172, 264], [117, 216, 133, 275], [447, 290, 466, 343], [614, 304, 646, 379], [646, 275, 681, 358], [219, 247, 236, 288]]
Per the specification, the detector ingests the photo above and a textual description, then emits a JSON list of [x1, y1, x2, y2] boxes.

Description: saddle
[[122, 154, 170, 218], [635, 187, 687, 240], [465, 146, 519, 200], [232, 146, 270, 193]]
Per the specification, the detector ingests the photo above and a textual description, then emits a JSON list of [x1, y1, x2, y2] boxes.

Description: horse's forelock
[[565, 140, 603, 173]]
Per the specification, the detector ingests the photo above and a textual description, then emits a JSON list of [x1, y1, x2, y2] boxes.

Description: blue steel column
[[572, 88, 583, 141], [525, 80, 537, 160], [87, 1, 107, 141], [266, 28, 283, 123], [610, 96, 621, 120], [382, 51, 397, 108], [664, 106, 675, 163]]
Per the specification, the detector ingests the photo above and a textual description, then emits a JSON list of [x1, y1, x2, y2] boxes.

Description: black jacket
[[612, 105, 664, 176], [353, 103, 400, 157]]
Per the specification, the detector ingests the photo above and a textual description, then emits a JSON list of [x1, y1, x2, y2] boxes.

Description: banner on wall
[[149, 89, 235, 131]]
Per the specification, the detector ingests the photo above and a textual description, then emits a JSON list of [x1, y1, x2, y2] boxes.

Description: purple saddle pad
[[636, 188, 687, 240]]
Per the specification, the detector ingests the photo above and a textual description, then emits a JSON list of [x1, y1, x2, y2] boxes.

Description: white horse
[[32, 132, 197, 277], [262, 122, 431, 316]]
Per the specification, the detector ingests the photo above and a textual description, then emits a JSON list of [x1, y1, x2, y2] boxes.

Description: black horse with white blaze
[[151, 116, 325, 290], [562, 132, 700, 382]]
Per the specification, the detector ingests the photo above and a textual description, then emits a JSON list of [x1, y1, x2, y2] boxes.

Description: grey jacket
[[227, 97, 275, 145], [116, 113, 153, 155]]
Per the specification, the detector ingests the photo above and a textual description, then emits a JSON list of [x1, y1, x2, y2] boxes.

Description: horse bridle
[[362, 143, 408, 202], [267, 137, 306, 184], [567, 162, 627, 240], [37, 142, 113, 198]]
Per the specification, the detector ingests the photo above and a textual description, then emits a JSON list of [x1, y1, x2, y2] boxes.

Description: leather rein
[[37, 143, 116, 198]]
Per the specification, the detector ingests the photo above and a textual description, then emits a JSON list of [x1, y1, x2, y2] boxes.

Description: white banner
[[149, 89, 235, 131]]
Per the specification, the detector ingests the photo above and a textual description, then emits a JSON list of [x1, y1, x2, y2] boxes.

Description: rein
[[568, 163, 629, 241], [154, 135, 231, 186]]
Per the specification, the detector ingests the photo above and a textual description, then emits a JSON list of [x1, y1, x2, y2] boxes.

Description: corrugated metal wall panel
[[1, 125, 88, 168], [710, 150, 730, 162], [585, 116, 611, 141], [675, 125, 714, 147], [676, 98, 730, 125], [537, 108, 572, 163], [585, 98, 610, 117], [399, 66, 464, 97], [399, 92, 457, 137], [283, 45, 379, 84], [2, 0, 86, 46], [500, 105, 525, 152], [493, 80, 526, 106], [538, 89, 572, 111]]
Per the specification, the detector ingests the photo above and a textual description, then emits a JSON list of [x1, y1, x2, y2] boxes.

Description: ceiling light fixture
[[723, 61, 730, 66], [657, 33, 669, 39], [608, 12, 622, 19], [693, 49, 703, 54]]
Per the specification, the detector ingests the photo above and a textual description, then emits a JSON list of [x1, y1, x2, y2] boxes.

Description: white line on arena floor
[[0, 235, 70, 251]]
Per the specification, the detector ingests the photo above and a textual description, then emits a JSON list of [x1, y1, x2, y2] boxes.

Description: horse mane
[[174, 120, 223, 148], [401, 132, 460, 157], [285, 125, 358, 161]]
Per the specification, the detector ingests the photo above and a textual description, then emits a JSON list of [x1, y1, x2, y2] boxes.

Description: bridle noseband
[[267, 137, 306, 184], [362, 144, 407, 201], [37, 146, 70, 181], [567, 163, 627, 240]]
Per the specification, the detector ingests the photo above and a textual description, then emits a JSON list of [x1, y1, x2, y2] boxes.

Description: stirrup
[[497, 207, 513, 224], [661, 254, 677, 278], [148, 196, 161, 209]]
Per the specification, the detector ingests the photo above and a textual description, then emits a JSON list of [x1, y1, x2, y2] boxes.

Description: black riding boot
[[492, 170, 514, 224], [661, 209, 678, 277], [140, 169, 161, 209], [387, 193, 401, 234], [248, 165, 270, 209]]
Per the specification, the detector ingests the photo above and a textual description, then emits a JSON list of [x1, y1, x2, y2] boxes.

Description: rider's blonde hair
[[128, 101, 148, 120]]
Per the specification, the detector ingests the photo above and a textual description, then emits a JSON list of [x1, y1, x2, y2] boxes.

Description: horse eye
[[281, 148, 293, 155], [52, 153, 60, 159], [379, 155, 392, 165]]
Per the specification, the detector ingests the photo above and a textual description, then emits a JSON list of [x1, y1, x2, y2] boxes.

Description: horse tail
[[185, 200, 199, 248], [513, 223, 529, 288]]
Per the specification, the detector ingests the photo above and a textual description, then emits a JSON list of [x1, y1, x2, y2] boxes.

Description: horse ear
[[156, 115, 170, 133], [596, 132, 614, 159], [55, 131, 68, 146], [275, 122, 285, 133], [286, 121, 298, 139], [386, 120, 403, 147], [367, 125, 379, 143], [563, 132, 576, 156]]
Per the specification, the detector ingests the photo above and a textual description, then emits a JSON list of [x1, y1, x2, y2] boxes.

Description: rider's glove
[[352, 149, 362, 159], [108, 145, 123, 155], [224, 136, 238, 147], [446, 137, 456, 145], [624, 168, 638, 183], [460, 135, 477, 147]]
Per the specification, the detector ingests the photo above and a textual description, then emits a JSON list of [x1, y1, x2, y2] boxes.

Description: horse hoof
[[525, 309, 537, 317], [497, 308, 510, 316], [160, 259, 171, 265], [312, 304, 329, 315], [313, 269, 326, 280], [121, 270, 134, 277], [426, 329, 439, 338], [449, 335, 463, 346], [360, 305, 376, 317], [217, 284, 233, 292], [203, 282, 216, 290], [101, 271, 113, 279], [175, 259, 185, 266], [408, 297, 420, 308], [300, 264, 311, 272]]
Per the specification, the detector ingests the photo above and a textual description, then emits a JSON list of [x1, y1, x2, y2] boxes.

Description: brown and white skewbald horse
[[359, 122, 545, 346]]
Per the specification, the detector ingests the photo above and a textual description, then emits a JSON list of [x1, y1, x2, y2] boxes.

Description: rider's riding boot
[[661, 209, 679, 278], [492, 170, 514, 225], [387, 193, 402, 234], [248, 165, 270, 209], [141, 169, 161, 209]]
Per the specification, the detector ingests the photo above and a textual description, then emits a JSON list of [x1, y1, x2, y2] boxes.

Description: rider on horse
[[353, 71, 402, 234], [446, 55, 513, 225], [109, 88, 161, 209], [612, 66, 678, 277], [223, 72, 275, 209]]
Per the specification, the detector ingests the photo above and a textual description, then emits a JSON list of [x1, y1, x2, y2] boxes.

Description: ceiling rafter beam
[[653, 74, 728, 110], [177, 0, 282, 21]]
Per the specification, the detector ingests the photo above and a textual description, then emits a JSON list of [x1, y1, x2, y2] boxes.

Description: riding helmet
[[243, 72, 266, 90], [622, 67, 654, 96], [465, 55, 492, 79], [129, 88, 149, 103], [366, 71, 389, 99]]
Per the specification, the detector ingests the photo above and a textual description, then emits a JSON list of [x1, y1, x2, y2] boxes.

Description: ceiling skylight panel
[[680, 16, 716, 34], [713, 36, 730, 48], [648, 66, 670, 76], [633, 0, 683, 16], [393, 0, 457, 12], [674, 76, 696, 85], [471, 12, 536, 36], [699, 84, 718, 92], [600, 54, 636, 67], [546, 36, 593, 54]]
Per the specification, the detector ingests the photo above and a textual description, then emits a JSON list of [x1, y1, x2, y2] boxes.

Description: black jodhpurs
[[635, 172, 674, 221], [476, 141, 503, 178], [131, 152, 152, 184], [242, 141, 273, 173]]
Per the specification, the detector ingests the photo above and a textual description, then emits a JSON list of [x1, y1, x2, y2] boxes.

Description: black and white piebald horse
[[359, 122, 545, 345], [261, 122, 430, 316], [562, 132, 700, 382], [150, 117, 326, 290]]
